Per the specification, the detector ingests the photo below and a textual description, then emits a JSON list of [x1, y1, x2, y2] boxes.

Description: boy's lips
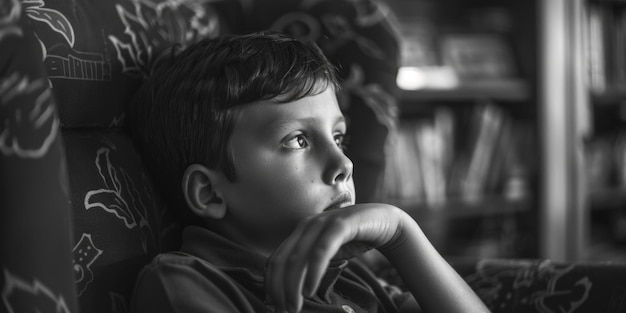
[[324, 192, 353, 212]]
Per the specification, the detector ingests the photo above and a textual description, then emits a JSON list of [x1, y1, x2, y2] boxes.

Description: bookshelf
[[383, 0, 540, 259], [567, 0, 626, 261], [383, 0, 626, 262], [583, 0, 626, 261], [398, 79, 530, 103]]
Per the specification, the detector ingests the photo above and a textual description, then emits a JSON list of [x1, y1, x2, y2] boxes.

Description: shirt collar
[[180, 225, 267, 281], [179, 225, 348, 302]]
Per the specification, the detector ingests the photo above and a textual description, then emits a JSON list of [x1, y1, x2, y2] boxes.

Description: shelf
[[591, 89, 626, 106], [387, 196, 531, 219], [589, 0, 626, 5], [386, 0, 539, 259], [584, 0, 626, 261], [589, 187, 626, 210], [398, 79, 531, 103]]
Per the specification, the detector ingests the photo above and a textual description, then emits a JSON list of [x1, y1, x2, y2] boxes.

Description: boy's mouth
[[324, 192, 353, 212]]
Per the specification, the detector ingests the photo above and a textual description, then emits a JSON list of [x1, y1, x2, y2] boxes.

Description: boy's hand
[[264, 203, 409, 313]]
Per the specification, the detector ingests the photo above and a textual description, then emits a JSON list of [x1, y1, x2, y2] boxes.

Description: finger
[[302, 219, 353, 296], [266, 221, 313, 312], [280, 220, 328, 311], [286, 264, 307, 313], [266, 234, 297, 312]]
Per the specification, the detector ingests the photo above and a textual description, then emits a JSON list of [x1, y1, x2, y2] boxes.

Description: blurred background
[[380, 0, 626, 262]]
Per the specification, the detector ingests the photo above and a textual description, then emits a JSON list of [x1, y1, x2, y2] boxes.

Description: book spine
[[587, 3, 607, 92], [461, 103, 505, 202]]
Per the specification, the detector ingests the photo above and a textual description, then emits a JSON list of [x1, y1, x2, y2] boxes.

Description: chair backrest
[[2, 0, 231, 312], [39, 0, 233, 310], [1, 3, 78, 313], [1, 1, 400, 313]]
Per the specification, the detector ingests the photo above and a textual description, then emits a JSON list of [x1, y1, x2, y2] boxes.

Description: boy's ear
[[182, 164, 227, 220]]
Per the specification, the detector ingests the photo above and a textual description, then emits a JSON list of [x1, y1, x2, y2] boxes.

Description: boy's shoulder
[[137, 251, 231, 285], [149, 251, 206, 266], [132, 251, 269, 313], [140, 251, 242, 285]]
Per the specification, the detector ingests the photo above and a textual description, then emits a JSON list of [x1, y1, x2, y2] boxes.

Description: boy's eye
[[283, 134, 309, 150], [335, 133, 349, 150]]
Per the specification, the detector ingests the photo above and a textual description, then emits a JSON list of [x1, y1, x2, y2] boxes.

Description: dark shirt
[[131, 225, 409, 313]]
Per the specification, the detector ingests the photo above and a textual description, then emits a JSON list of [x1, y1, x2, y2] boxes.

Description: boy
[[128, 32, 489, 313]]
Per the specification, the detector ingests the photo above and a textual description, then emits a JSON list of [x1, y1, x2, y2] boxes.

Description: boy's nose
[[323, 145, 354, 185]]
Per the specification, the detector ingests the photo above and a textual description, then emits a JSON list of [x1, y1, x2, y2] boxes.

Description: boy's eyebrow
[[265, 115, 346, 134]]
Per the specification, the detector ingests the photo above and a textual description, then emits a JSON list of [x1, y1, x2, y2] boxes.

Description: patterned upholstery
[[0, 1, 78, 312], [374, 258, 626, 313], [456, 259, 626, 313], [2, 0, 226, 312], [65, 131, 182, 313]]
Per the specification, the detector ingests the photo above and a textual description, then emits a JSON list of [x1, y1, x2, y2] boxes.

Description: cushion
[[65, 130, 180, 312], [24, 0, 226, 128], [455, 259, 626, 313], [20, 0, 231, 311]]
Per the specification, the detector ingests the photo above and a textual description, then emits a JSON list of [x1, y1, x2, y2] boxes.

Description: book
[[415, 123, 447, 207], [382, 122, 425, 201], [586, 3, 607, 92], [459, 102, 506, 202]]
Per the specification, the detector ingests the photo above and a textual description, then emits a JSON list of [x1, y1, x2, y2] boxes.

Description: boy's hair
[[128, 32, 340, 225]]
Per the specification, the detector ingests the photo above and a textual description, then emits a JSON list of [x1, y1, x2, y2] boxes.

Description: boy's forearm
[[378, 213, 490, 313]]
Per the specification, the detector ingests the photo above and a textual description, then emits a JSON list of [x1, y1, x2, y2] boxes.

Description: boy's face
[[214, 86, 355, 254]]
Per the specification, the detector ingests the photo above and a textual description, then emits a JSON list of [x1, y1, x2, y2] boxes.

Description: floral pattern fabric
[[64, 131, 180, 313], [3, 0, 226, 312], [25, 0, 224, 128], [456, 259, 626, 313], [0, 0, 77, 312]]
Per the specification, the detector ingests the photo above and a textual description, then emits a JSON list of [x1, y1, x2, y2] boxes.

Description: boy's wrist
[[375, 206, 417, 254]]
